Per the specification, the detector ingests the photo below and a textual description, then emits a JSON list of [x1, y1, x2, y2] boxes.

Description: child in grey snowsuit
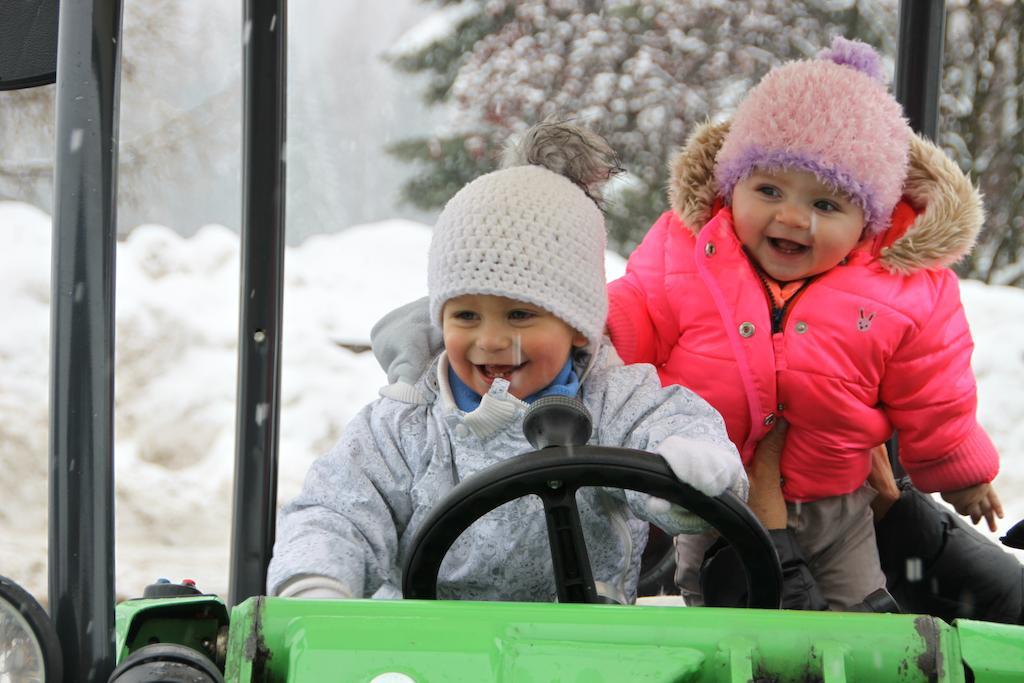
[[266, 122, 747, 603]]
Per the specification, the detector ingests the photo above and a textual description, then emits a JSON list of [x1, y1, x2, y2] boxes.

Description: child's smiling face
[[731, 168, 867, 282], [442, 294, 587, 400]]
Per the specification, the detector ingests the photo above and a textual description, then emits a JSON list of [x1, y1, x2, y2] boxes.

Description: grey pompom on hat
[[427, 121, 621, 350]]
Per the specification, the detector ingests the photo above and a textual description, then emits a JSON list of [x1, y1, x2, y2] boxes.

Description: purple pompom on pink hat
[[714, 36, 912, 236]]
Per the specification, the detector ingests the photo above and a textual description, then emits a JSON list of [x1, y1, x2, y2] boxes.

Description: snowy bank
[[0, 200, 1020, 602]]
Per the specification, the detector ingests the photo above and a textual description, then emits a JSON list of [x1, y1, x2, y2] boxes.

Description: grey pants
[[675, 484, 886, 610]]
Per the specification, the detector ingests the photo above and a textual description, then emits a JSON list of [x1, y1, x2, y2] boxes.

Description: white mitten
[[641, 437, 748, 535], [656, 435, 749, 499]]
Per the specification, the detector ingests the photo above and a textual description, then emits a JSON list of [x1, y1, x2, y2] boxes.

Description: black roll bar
[[48, 0, 124, 681], [894, 0, 946, 139], [886, 1, 946, 469], [228, 0, 289, 607]]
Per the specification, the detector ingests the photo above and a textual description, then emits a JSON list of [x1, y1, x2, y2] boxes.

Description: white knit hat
[[428, 125, 614, 349]]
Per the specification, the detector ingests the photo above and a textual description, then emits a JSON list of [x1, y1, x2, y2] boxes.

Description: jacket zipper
[[755, 271, 815, 333]]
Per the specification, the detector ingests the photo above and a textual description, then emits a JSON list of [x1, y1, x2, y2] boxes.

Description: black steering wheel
[[402, 397, 783, 608]]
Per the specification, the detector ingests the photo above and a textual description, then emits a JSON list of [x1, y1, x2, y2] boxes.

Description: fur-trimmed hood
[[667, 120, 985, 274]]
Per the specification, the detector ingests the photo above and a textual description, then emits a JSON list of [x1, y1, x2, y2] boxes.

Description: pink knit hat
[[714, 37, 912, 235]]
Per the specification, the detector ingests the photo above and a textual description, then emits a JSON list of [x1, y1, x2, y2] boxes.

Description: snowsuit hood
[[667, 120, 985, 275]]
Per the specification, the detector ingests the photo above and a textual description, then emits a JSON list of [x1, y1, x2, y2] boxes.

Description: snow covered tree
[[388, 0, 897, 251], [0, 86, 53, 210], [942, 0, 1024, 285], [0, 0, 235, 235]]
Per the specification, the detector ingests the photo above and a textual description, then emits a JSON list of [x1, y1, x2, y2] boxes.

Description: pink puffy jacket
[[607, 122, 999, 502]]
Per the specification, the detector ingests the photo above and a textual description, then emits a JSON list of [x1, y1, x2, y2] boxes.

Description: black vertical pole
[[894, 0, 946, 140], [48, 0, 123, 681], [888, 2, 945, 471], [229, 0, 287, 606]]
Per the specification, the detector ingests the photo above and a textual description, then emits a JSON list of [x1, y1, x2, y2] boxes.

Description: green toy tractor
[[2, 0, 1023, 681]]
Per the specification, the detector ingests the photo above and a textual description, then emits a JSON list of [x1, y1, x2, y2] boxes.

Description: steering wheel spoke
[[540, 483, 599, 603]]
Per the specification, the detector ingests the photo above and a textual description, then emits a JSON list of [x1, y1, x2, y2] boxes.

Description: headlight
[[0, 576, 62, 683]]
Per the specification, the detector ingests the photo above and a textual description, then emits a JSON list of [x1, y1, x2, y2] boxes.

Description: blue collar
[[448, 356, 580, 412]]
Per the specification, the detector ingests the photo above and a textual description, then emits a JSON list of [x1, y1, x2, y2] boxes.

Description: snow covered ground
[[1, 200, 1022, 602]]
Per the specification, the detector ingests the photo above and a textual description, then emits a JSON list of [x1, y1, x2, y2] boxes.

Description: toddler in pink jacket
[[606, 37, 1002, 609]]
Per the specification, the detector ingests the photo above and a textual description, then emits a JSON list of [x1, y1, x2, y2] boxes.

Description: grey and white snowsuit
[[267, 343, 739, 603]]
